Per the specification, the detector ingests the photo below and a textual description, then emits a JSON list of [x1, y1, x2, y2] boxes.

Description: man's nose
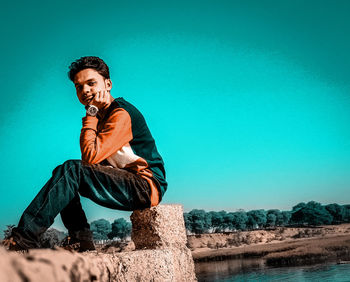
[[83, 85, 91, 94]]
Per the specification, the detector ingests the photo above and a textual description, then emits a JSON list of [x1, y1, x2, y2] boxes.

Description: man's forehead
[[74, 69, 101, 84], [74, 77, 96, 85]]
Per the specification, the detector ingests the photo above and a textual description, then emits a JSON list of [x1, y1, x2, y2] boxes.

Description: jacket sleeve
[[80, 108, 133, 164]]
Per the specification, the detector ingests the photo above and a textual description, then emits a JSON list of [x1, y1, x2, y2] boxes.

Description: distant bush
[[183, 201, 349, 235], [39, 228, 66, 248]]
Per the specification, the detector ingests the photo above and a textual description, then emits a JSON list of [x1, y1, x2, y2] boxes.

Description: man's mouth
[[83, 95, 94, 104]]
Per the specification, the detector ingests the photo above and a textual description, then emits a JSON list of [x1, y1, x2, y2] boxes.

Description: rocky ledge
[[0, 204, 197, 282]]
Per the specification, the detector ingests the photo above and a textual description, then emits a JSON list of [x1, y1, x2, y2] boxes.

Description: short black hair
[[68, 56, 110, 82]]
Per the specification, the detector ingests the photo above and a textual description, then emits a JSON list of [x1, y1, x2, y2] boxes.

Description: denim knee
[[51, 159, 82, 180], [62, 159, 82, 168]]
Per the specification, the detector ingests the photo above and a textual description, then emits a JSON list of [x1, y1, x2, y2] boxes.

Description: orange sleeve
[[80, 108, 133, 164]]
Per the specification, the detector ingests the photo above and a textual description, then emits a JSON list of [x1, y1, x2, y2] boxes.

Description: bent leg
[[14, 159, 151, 245], [78, 163, 152, 211], [15, 159, 83, 243]]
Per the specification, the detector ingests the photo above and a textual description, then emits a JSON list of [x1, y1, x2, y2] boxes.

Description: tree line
[[90, 218, 131, 241], [184, 201, 350, 234], [3, 201, 350, 243]]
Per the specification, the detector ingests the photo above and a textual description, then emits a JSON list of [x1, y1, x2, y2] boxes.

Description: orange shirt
[[80, 107, 159, 207]]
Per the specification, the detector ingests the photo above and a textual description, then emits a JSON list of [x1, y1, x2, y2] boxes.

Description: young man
[[4, 56, 167, 252]]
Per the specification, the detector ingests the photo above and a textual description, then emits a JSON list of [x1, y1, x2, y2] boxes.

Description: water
[[195, 259, 350, 281]]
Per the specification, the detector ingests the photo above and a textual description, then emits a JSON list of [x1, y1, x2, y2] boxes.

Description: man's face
[[73, 68, 112, 106]]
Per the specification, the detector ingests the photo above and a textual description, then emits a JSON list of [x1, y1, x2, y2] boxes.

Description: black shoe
[[2, 237, 28, 253], [61, 230, 95, 252], [2, 228, 39, 252]]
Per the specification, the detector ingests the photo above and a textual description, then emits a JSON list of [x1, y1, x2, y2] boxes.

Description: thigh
[[79, 163, 151, 211]]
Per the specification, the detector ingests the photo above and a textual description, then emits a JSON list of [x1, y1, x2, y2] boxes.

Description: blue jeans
[[13, 159, 153, 246]]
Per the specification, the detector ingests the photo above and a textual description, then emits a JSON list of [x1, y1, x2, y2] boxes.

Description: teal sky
[[1, 0, 349, 233]]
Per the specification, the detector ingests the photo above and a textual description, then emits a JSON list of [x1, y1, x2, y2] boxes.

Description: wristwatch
[[85, 105, 99, 117]]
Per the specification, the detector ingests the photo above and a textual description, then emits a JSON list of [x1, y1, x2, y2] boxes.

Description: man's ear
[[105, 79, 112, 91]]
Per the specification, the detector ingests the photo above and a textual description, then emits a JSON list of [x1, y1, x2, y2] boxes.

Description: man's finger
[[101, 90, 106, 101], [95, 91, 101, 102]]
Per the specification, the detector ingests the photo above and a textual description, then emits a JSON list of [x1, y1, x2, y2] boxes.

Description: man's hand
[[88, 89, 112, 111]]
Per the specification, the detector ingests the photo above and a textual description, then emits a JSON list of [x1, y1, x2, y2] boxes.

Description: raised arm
[[80, 108, 133, 164]]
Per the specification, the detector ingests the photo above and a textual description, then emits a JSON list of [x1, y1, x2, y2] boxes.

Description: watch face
[[87, 105, 99, 116]]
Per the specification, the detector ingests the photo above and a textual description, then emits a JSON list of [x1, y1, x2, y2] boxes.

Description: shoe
[[61, 230, 95, 252], [60, 235, 81, 252], [2, 228, 39, 252], [2, 237, 29, 253]]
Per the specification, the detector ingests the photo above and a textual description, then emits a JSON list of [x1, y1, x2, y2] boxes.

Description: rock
[[131, 204, 188, 250], [0, 204, 197, 281], [0, 247, 22, 282], [0, 246, 196, 281]]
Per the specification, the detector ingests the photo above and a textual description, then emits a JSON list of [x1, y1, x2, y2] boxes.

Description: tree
[[325, 203, 346, 224], [281, 211, 292, 226], [3, 224, 15, 239], [223, 212, 235, 231], [217, 210, 228, 232], [90, 219, 112, 240], [188, 209, 211, 234], [208, 211, 224, 233], [183, 213, 193, 233], [247, 210, 267, 229], [39, 228, 66, 248], [266, 213, 277, 227], [291, 201, 333, 226], [108, 218, 131, 240], [292, 202, 306, 212], [343, 205, 350, 222], [232, 211, 248, 230], [266, 209, 284, 226]]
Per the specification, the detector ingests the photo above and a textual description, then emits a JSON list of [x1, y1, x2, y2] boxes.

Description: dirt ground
[[188, 224, 350, 266], [98, 224, 350, 266]]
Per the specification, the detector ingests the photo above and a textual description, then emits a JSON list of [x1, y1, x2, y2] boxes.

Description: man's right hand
[[88, 89, 112, 111]]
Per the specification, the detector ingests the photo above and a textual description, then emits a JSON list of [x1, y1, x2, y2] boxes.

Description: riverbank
[[189, 224, 350, 267]]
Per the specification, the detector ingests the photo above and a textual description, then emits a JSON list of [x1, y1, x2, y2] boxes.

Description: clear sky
[[1, 0, 349, 234]]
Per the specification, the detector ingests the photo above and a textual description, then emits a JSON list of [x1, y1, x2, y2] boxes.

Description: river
[[195, 259, 350, 281]]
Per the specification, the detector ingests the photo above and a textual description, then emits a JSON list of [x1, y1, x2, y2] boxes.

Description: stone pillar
[[130, 204, 188, 249], [130, 204, 198, 281]]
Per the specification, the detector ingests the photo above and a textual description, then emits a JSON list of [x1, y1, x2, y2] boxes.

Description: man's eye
[[88, 81, 96, 86]]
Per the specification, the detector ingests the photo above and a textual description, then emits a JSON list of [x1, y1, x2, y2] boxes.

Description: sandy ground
[[83, 224, 350, 267], [187, 224, 350, 266]]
